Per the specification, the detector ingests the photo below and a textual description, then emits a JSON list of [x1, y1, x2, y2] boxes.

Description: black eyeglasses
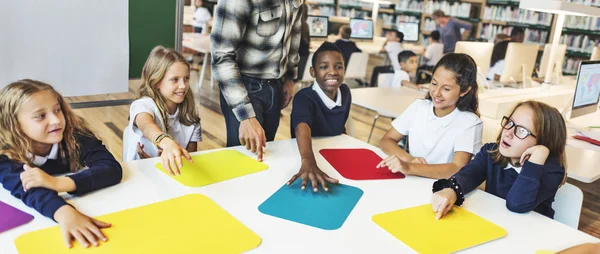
[[501, 116, 537, 140]]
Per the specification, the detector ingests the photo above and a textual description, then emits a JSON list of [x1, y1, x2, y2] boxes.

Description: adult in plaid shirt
[[211, 0, 303, 161]]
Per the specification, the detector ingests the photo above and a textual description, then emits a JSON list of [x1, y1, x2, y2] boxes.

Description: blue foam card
[[258, 181, 363, 230]]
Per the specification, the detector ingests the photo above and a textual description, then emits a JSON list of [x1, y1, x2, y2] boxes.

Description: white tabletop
[[0, 135, 597, 253], [351, 87, 426, 118]]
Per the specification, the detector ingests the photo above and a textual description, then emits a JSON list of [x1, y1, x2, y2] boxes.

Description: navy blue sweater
[[0, 134, 122, 220], [450, 143, 565, 218], [291, 84, 351, 138], [335, 39, 362, 66]]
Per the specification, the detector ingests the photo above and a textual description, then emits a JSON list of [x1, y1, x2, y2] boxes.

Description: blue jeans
[[220, 76, 283, 147]]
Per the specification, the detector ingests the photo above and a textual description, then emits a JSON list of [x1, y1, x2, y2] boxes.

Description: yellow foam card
[[155, 149, 268, 187], [15, 194, 261, 254], [372, 204, 507, 254], [536, 251, 556, 254]]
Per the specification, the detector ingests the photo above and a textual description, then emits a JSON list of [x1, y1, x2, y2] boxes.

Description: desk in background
[[182, 33, 213, 88]]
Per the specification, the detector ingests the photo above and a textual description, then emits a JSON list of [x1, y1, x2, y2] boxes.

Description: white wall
[[0, 0, 129, 96]]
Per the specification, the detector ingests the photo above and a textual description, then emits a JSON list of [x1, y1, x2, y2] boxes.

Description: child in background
[[193, 0, 212, 34], [377, 53, 482, 179], [0, 80, 122, 248], [487, 40, 509, 81], [123, 46, 202, 176], [393, 50, 420, 89], [334, 25, 362, 66], [422, 30, 444, 68], [370, 30, 404, 87], [431, 101, 567, 220], [287, 42, 351, 192]]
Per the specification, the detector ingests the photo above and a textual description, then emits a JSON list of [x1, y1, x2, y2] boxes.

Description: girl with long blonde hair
[[0, 79, 122, 248], [123, 46, 201, 176]]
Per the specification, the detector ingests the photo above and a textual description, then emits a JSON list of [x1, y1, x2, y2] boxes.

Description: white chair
[[301, 53, 314, 85], [346, 116, 356, 137], [552, 183, 584, 229], [377, 73, 395, 88], [344, 52, 369, 85], [122, 127, 129, 162]]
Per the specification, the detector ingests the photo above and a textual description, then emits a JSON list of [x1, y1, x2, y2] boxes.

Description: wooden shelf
[[461, 0, 485, 3], [566, 50, 592, 58], [563, 28, 600, 36], [485, 0, 520, 6], [422, 31, 431, 35], [306, 1, 335, 7], [482, 19, 507, 26]]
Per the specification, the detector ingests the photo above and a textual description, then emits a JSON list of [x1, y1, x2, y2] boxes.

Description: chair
[[552, 183, 584, 229], [377, 73, 395, 88], [344, 52, 369, 85], [346, 116, 356, 137], [300, 53, 314, 85]]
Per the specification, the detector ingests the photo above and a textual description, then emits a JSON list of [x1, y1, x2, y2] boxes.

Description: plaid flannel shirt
[[211, 0, 302, 121]]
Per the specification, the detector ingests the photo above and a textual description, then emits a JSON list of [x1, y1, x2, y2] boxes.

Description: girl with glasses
[[431, 100, 567, 220]]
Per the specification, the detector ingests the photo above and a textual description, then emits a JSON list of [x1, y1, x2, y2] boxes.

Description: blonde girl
[[0, 80, 122, 248]]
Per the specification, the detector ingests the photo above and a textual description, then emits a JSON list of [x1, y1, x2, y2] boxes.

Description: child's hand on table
[[431, 188, 457, 220], [54, 205, 111, 249], [287, 159, 339, 192]]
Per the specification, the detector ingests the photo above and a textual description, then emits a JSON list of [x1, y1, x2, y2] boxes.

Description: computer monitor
[[395, 22, 419, 42], [454, 41, 494, 75], [538, 44, 567, 79], [591, 46, 600, 61], [571, 60, 600, 118], [307, 15, 329, 38], [499, 43, 539, 83], [349, 18, 374, 39]]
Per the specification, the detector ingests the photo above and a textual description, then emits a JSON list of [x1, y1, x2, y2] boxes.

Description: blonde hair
[[489, 101, 568, 185], [137, 46, 200, 130], [0, 80, 97, 172]]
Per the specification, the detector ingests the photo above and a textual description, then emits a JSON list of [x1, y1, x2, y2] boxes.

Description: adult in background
[[432, 10, 472, 54], [211, 0, 303, 161]]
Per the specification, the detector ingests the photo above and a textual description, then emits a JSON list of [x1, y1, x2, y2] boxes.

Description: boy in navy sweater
[[286, 42, 350, 192]]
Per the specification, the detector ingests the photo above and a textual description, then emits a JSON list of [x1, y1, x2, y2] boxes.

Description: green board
[[129, 0, 177, 78]]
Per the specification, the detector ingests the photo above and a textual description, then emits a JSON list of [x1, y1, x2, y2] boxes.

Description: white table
[[0, 135, 597, 253], [182, 33, 213, 88]]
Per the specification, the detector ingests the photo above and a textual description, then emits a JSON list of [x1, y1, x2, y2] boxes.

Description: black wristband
[[432, 178, 465, 206]]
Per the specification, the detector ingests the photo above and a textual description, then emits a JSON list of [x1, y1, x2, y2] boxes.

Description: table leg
[[199, 53, 209, 88]]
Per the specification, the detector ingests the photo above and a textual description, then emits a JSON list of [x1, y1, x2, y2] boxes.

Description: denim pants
[[220, 76, 283, 147]]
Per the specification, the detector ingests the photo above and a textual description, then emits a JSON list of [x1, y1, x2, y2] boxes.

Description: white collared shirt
[[312, 81, 342, 110], [28, 143, 59, 167], [384, 41, 404, 71], [391, 99, 483, 164], [504, 163, 523, 174]]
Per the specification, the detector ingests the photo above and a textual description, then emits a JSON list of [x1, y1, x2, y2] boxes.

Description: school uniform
[[123, 97, 202, 162], [390, 69, 410, 88], [487, 60, 505, 80], [424, 42, 444, 67], [193, 7, 212, 33], [334, 39, 362, 66], [0, 134, 123, 219], [392, 99, 483, 164], [449, 143, 565, 218], [290, 82, 351, 138]]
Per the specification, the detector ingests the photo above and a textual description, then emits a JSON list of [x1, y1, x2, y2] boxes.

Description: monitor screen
[[350, 19, 374, 39], [573, 61, 600, 109], [307, 16, 328, 38], [396, 22, 419, 42]]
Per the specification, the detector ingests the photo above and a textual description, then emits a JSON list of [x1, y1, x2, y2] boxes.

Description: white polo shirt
[[122, 97, 202, 162], [392, 99, 483, 164], [312, 81, 342, 110]]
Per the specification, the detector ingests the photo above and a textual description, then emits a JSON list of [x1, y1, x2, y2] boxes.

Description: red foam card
[[319, 148, 405, 180]]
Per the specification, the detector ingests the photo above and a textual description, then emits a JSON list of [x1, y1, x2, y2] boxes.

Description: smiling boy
[[286, 42, 351, 192]]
